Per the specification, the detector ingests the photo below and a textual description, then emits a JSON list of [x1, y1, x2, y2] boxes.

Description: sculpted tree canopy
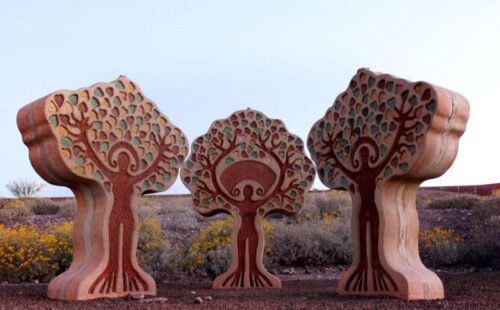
[[18, 77, 188, 300], [182, 109, 315, 288], [308, 68, 469, 300]]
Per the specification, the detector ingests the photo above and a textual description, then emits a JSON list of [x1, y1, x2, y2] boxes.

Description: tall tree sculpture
[[307, 68, 469, 300], [182, 109, 315, 289], [17, 77, 188, 300]]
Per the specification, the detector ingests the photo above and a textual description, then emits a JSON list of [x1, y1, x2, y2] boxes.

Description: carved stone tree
[[182, 109, 315, 289], [17, 77, 188, 300], [308, 68, 469, 300]]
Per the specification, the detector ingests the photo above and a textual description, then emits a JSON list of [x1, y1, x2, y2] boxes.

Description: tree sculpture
[[182, 109, 315, 289], [17, 77, 188, 300], [308, 68, 469, 300]]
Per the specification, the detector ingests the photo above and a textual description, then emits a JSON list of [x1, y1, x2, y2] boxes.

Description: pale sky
[[1, 0, 499, 197]]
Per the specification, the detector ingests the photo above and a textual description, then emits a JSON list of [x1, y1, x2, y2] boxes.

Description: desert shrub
[[140, 195, 159, 208], [28, 199, 61, 215], [0, 199, 33, 225], [6, 179, 45, 198], [0, 222, 72, 283], [57, 199, 76, 219], [268, 219, 352, 267], [184, 216, 272, 278], [463, 198, 500, 267], [426, 195, 480, 210], [137, 217, 183, 277], [297, 191, 352, 222], [420, 227, 464, 266]]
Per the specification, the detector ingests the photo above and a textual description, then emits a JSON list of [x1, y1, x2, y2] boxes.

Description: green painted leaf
[[93, 122, 103, 130], [48, 115, 58, 127], [91, 97, 100, 108], [94, 88, 104, 97], [60, 137, 72, 147], [426, 100, 436, 112], [384, 166, 393, 178], [94, 171, 103, 180], [75, 156, 84, 166], [153, 110, 160, 119], [399, 163, 409, 172], [368, 77, 376, 87], [387, 97, 396, 108], [113, 97, 121, 106], [69, 94, 78, 105], [118, 120, 127, 130], [136, 93, 144, 103]]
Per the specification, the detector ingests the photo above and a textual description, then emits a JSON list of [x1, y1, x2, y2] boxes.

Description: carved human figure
[[17, 77, 188, 300], [308, 68, 469, 300], [182, 109, 315, 288]]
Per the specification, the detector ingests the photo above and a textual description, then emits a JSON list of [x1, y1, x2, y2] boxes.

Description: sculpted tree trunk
[[182, 109, 315, 289], [17, 77, 188, 300], [308, 68, 469, 300]]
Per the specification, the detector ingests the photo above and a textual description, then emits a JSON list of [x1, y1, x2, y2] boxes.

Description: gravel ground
[[0, 271, 499, 309]]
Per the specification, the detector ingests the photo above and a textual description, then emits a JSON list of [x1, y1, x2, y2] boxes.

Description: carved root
[[89, 262, 147, 295], [221, 268, 274, 288], [345, 263, 368, 292], [344, 262, 398, 293], [372, 263, 398, 292]]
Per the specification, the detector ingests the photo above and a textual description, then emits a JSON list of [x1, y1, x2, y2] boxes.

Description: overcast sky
[[1, 0, 499, 197]]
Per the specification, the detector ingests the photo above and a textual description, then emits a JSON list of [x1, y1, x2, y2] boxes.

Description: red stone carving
[[17, 77, 188, 300], [181, 109, 315, 288], [307, 69, 469, 300]]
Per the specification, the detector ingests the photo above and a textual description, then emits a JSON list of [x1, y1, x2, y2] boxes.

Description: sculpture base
[[336, 265, 444, 300], [47, 269, 156, 301]]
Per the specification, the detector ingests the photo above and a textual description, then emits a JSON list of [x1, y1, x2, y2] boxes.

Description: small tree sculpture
[[182, 109, 315, 288], [17, 77, 188, 300], [307, 68, 469, 300]]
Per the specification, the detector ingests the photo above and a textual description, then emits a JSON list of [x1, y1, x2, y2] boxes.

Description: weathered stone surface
[[17, 77, 188, 300], [307, 68, 469, 300], [182, 109, 315, 289]]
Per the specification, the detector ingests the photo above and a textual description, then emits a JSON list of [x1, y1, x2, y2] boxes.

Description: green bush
[[184, 217, 273, 278], [426, 195, 480, 210], [137, 217, 183, 278], [294, 191, 352, 222], [463, 198, 500, 267], [57, 199, 76, 219], [0, 199, 33, 225], [29, 199, 61, 215], [420, 227, 465, 266], [269, 219, 352, 267], [0, 222, 72, 283]]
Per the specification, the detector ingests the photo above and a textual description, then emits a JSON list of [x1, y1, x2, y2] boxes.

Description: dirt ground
[[1, 271, 499, 309]]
